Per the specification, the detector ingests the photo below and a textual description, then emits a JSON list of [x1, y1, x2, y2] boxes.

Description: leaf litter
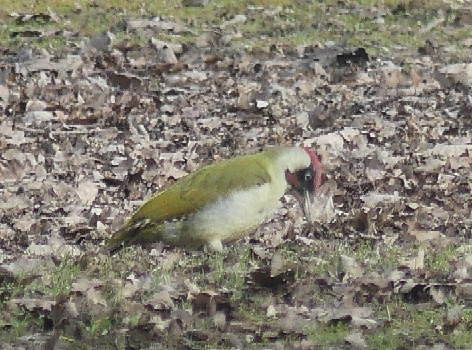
[[1, 1, 472, 349]]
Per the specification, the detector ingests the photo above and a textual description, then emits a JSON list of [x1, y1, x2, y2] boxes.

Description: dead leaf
[[345, 331, 368, 348], [9, 298, 55, 312], [270, 252, 285, 277], [401, 248, 425, 270], [146, 290, 175, 310], [340, 255, 364, 279], [77, 180, 98, 205]]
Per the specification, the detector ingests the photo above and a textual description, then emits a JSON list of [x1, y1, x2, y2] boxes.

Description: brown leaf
[[9, 298, 55, 312], [146, 290, 175, 310], [340, 255, 364, 279], [345, 331, 368, 349], [77, 180, 98, 205], [0, 258, 49, 277], [270, 252, 285, 277]]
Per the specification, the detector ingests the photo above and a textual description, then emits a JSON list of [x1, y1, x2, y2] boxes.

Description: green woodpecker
[[108, 147, 322, 252]]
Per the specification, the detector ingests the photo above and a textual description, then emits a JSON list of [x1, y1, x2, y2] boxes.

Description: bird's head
[[284, 147, 322, 223]]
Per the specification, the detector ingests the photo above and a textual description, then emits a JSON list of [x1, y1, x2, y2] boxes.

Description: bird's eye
[[304, 172, 312, 181]]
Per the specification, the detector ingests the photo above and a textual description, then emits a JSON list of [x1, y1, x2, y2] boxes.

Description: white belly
[[185, 180, 287, 243]]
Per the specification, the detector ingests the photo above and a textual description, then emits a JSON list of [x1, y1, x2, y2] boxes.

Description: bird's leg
[[205, 239, 224, 252]]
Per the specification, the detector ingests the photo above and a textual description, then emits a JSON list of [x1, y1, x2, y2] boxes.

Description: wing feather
[[126, 152, 273, 225]]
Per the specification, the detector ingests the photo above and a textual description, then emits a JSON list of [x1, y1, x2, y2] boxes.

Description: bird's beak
[[301, 189, 314, 223]]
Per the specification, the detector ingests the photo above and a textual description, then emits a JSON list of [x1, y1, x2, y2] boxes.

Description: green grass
[[305, 321, 350, 346], [0, 0, 460, 54], [367, 301, 472, 349], [0, 239, 468, 348]]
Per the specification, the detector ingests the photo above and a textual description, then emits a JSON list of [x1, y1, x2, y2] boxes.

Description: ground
[[1, 0, 472, 349]]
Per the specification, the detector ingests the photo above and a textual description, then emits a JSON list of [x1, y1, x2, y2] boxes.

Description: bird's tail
[[107, 226, 132, 254], [107, 219, 160, 254]]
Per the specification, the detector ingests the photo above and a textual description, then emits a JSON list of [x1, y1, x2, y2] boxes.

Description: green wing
[[126, 150, 275, 225]]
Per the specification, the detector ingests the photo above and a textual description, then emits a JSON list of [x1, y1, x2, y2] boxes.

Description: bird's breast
[[182, 178, 287, 243]]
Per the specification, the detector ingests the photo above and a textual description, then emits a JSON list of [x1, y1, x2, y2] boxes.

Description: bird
[[107, 146, 322, 252]]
